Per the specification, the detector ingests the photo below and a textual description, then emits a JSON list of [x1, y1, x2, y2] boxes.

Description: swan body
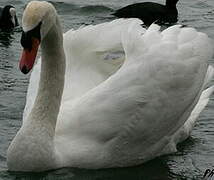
[[113, 0, 179, 26], [7, 1, 214, 172]]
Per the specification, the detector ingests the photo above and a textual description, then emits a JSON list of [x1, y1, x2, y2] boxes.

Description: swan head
[[1, 5, 19, 28], [19, 1, 57, 74], [9, 8, 18, 27]]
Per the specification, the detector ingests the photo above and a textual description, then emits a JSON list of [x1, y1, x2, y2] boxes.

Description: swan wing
[[56, 23, 213, 167], [22, 18, 145, 122], [62, 18, 144, 101]]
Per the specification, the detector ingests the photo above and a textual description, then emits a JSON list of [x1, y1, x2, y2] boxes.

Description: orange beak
[[19, 38, 40, 74]]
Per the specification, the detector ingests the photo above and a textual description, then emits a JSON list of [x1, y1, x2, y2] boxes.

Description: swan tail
[[162, 65, 214, 155], [182, 65, 214, 137], [183, 86, 214, 138], [161, 69, 214, 155], [204, 65, 214, 86]]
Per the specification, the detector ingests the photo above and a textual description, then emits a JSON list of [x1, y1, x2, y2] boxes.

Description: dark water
[[0, 0, 214, 179]]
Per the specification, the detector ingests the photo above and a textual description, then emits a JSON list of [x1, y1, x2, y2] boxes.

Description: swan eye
[[21, 22, 42, 51]]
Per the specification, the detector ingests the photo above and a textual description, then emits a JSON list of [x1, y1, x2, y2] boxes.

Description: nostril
[[21, 65, 29, 74]]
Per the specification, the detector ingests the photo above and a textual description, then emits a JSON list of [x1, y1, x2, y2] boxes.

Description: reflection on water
[[0, 30, 14, 47], [2, 157, 171, 180], [1, 139, 200, 180], [0, 27, 21, 47]]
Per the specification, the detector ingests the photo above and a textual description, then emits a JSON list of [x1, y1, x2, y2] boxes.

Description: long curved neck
[[28, 16, 65, 135], [7, 15, 65, 171]]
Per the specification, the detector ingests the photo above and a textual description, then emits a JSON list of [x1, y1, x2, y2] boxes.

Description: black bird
[[0, 5, 19, 29], [113, 0, 179, 26]]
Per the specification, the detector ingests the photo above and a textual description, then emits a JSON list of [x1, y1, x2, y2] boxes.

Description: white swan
[[7, 1, 214, 172]]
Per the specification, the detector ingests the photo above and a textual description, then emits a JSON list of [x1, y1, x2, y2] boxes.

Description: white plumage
[[7, 1, 214, 172]]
